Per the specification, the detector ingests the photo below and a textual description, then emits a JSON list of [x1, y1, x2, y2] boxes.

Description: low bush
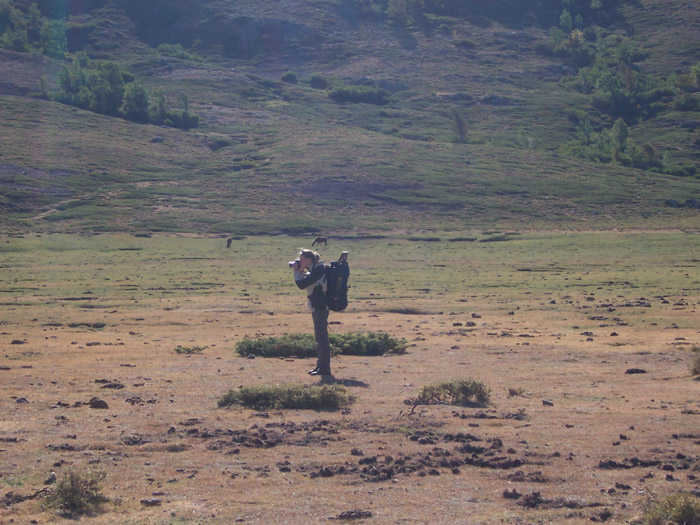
[[44, 470, 108, 517], [310, 73, 328, 89], [406, 379, 491, 411], [235, 332, 407, 358], [281, 70, 297, 84], [691, 353, 700, 378], [328, 85, 390, 105], [641, 492, 700, 525], [174, 345, 206, 354], [218, 384, 355, 411]]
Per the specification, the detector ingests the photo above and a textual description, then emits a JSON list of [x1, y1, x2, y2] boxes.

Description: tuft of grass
[[218, 384, 355, 411], [407, 379, 491, 412], [691, 354, 700, 378], [44, 470, 108, 517], [641, 492, 700, 525], [234, 332, 407, 358], [174, 345, 206, 355], [508, 387, 527, 398]]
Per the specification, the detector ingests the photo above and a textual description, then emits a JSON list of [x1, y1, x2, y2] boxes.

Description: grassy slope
[[0, 0, 699, 234]]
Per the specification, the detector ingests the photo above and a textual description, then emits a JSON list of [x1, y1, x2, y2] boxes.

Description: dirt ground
[[1, 234, 699, 524]]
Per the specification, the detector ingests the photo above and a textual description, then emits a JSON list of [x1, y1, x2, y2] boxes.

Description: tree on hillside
[[120, 81, 149, 123]]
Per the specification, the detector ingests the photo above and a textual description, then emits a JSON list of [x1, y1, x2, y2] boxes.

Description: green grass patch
[[235, 332, 407, 358], [641, 492, 700, 525], [218, 383, 355, 411], [406, 379, 491, 412]]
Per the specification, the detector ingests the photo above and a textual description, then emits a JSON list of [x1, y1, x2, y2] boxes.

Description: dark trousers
[[312, 309, 331, 373]]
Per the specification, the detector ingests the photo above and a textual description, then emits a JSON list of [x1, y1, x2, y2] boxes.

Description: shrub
[[281, 70, 297, 84], [674, 93, 700, 111], [44, 470, 108, 517], [328, 85, 390, 105], [157, 42, 201, 61], [234, 332, 407, 358], [120, 81, 149, 123], [691, 351, 700, 377], [406, 379, 491, 411], [310, 73, 328, 89], [174, 345, 206, 354], [218, 384, 355, 410], [641, 492, 700, 525]]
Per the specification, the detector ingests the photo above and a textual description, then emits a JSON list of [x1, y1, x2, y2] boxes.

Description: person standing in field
[[291, 249, 332, 376]]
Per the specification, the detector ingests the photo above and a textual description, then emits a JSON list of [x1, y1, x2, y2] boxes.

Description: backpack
[[325, 251, 349, 312]]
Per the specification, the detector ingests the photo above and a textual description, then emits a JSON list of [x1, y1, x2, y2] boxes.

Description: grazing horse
[[312, 236, 327, 247]]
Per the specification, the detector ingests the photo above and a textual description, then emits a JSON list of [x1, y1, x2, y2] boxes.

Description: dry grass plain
[[1, 231, 699, 524]]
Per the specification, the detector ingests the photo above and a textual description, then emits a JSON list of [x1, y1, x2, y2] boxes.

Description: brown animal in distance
[[312, 236, 327, 247]]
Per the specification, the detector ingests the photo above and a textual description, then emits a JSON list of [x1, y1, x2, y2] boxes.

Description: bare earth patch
[[1, 233, 699, 523]]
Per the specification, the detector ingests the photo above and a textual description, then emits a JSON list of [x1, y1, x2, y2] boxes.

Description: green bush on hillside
[[329, 85, 390, 105], [157, 42, 201, 61], [0, 1, 66, 57], [55, 54, 199, 128], [310, 73, 328, 89], [235, 332, 408, 358], [281, 70, 297, 84]]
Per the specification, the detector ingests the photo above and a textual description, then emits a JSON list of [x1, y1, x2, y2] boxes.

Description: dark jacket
[[294, 261, 327, 311]]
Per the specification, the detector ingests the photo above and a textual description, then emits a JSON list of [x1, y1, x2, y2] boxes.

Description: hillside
[[1, 0, 699, 234]]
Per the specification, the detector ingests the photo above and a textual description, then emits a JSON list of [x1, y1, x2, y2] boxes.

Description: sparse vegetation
[[174, 345, 206, 354], [218, 383, 355, 411], [407, 379, 491, 411], [641, 492, 700, 525], [44, 470, 108, 517], [235, 332, 407, 358], [691, 347, 700, 377], [508, 387, 527, 398]]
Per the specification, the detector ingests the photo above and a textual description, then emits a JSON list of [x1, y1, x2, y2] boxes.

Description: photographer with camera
[[290, 249, 332, 376]]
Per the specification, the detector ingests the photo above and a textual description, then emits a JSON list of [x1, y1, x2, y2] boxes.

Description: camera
[[288, 258, 300, 268]]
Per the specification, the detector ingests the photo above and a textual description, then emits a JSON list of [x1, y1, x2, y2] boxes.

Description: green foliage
[[44, 470, 108, 517], [281, 70, 297, 84], [329, 84, 390, 105], [174, 345, 206, 354], [39, 18, 66, 58], [641, 492, 700, 525], [407, 379, 491, 408], [120, 80, 149, 122], [310, 73, 328, 89], [564, 116, 663, 170], [0, 0, 66, 56], [55, 55, 198, 128], [57, 55, 125, 116], [218, 383, 355, 411], [235, 332, 407, 358], [157, 42, 201, 61]]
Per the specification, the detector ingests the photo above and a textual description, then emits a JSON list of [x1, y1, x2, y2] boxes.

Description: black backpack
[[325, 251, 349, 312]]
